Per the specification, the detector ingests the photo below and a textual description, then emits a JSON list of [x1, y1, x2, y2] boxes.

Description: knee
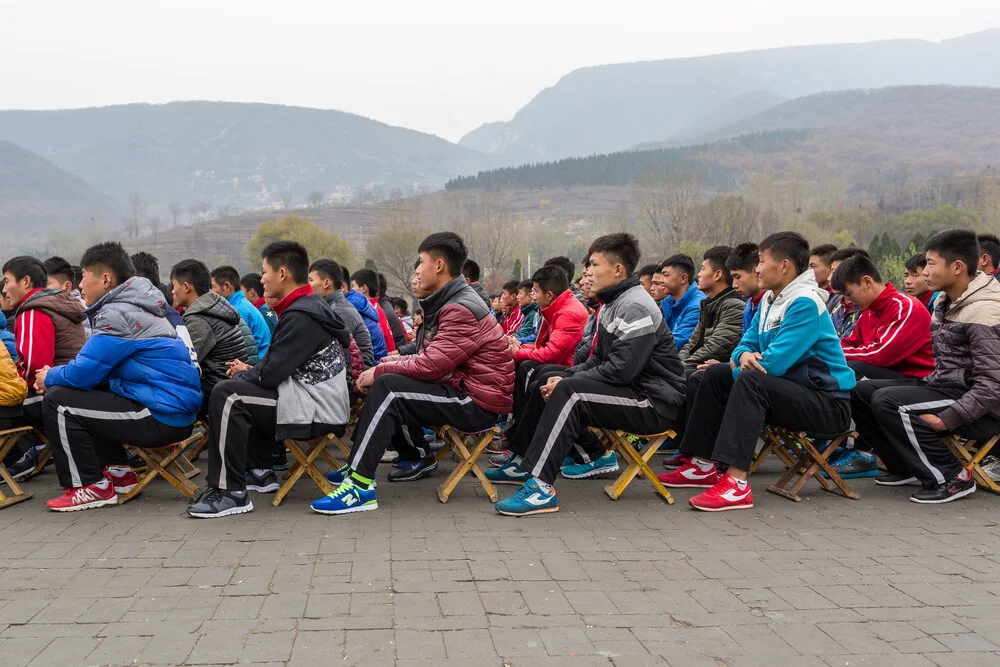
[[870, 388, 901, 415], [41, 385, 68, 409], [734, 368, 765, 389]]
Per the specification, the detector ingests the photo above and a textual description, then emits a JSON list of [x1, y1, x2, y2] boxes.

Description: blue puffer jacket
[[661, 284, 706, 351], [0, 312, 14, 360], [44, 277, 202, 427], [345, 289, 387, 359]]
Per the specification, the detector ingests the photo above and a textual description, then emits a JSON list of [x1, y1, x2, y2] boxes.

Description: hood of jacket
[[284, 291, 351, 349], [186, 291, 240, 325], [19, 288, 86, 323], [941, 271, 1000, 319], [421, 275, 486, 323], [88, 277, 176, 340], [345, 289, 379, 324], [767, 268, 829, 315]]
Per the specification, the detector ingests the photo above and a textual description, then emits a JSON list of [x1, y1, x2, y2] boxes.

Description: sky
[[1, 1, 999, 143]]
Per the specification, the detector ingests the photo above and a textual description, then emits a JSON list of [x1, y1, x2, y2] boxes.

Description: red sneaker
[[662, 452, 691, 470], [46, 482, 118, 512], [657, 460, 719, 488], [105, 467, 140, 494], [688, 475, 753, 512]]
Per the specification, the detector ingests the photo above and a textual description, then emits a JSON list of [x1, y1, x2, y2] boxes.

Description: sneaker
[[826, 446, 848, 465], [981, 456, 1000, 483], [657, 460, 719, 488], [271, 450, 290, 471], [822, 450, 878, 479], [485, 437, 508, 455], [688, 475, 754, 512], [387, 455, 438, 482], [7, 445, 44, 481], [910, 472, 976, 504], [559, 456, 576, 469], [662, 451, 690, 470], [427, 438, 446, 453], [126, 448, 148, 474], [561, 452, 620, 479], [327, 465, 378, 488], [246, 468, 280, 493], [105, 467, 139, 494], [485, 461, 531, 485], [489, 450, 513, 467], [380, 449, 400, 464], [187, 487, 254, 518], [311, 478, 378, 515], [495, 478, 559, 516], [46, 482, 118, 512], [874, 472, 919, 486]]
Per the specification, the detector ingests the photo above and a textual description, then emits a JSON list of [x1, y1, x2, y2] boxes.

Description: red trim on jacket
[[514, 289, 589, 366], [253, 297, 267, 309], [501, 307, 524, 336], [273, 285, 314, 317], [370, 298, 397, 353], [13, 288, 56, 386], [840, 283, 935, 378]]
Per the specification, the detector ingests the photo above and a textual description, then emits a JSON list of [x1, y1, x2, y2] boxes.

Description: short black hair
[[170, 259, 212, 296], [544, 256, 575, 282], [309, 259, 343, 287], [925, 229, 979, 277], [829, 247, 869, 264], [2, 256, 46, 289], [351, 268, 379, 296], [809, 244, 838, 265], [831, 254, 883, 292], [240, 272, 264, 295], [502, 280, 520, 296], [760, 231, 810, 274], [517, 280, 533, 294], [43, 256, 74, 287], [390, 297, 409, 315], [978, 233, 1000, 269], [587, 233, 641, 276], [661, 254, 696, 283], [419, 232, 468, 277], [80, 242, 135, 286], [376, 272, 388, 299], [462, 259, 481, 283], [531, 265, 570, 295], [210, 265, 241, 290], [638, 264, 659, 279], [904, 253, 928, 273], [261, 240, 310, 284], [703, 246, 734, 286], [725, 243, 759, 273], [130, 252, 161, 284]]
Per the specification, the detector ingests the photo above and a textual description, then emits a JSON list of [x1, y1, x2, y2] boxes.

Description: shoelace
[[509, 481, 540, 501], [329, 479, 357, 498]]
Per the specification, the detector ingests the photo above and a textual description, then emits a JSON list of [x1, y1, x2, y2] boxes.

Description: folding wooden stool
[[433, 425, 500, 503], [0, 427, 36, 509], [749, 424, 798, 473], [184, 422, 210, 462], [119, 430, 204, 504], [273, 433, 340, 507], [943, 433, 1000, 495], [766, 428, 860, 501], [595, 428, 675, 504], [328, 400, 364, 461]]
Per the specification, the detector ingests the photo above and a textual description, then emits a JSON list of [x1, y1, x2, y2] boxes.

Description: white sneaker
[[981, 456, 1000, 482], [380, 449, 400, 464]]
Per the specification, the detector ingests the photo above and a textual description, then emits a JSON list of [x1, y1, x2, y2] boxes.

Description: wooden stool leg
[[437, 428, 498, 503], [273, 438, 336, 507], [0, 430, 34, 509]]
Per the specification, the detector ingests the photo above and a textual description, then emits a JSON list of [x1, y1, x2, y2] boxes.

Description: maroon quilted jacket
[[373, 276, 514, 415]]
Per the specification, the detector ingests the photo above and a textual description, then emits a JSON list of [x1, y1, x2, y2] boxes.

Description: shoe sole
[[496, 505, 559, 517], [659, 479, 718, 488], [311, 501, 378, 515], [388, 464, 438, 482], [11, 469, 35, 481], [486, 477, 529, 485], [561, 464, 620, 479], [113, 484, 138, 494], [247, 482, 280, 493], [187, 502, 255, 518], [688, 501, 753, 512], [874, 477, 919, 486], [910, 485, 976, 504], [48, 496, 118, 512], [821, 470, 879, 479]]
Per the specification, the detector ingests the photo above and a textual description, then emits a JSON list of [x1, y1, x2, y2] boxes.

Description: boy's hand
[[226, 359, 251, 376], [920, 414, 947, 432], [356, 368, 376, 392], [697, 359, 720, 371], [539, 376, 562, 402], [738, 352, 766, 373], [33, 365, 51, 394]]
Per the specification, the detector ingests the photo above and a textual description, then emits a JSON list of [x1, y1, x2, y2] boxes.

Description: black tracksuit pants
[[847, 361, 911, 452], [679, 363, 851, 472], [519, 377, 676, 486], [672, 366, 705, 443], [207, 379, 279, 492], [43, 386, 193, 489], [851, 380, 1000, 487], [348, 374, 498, 480]]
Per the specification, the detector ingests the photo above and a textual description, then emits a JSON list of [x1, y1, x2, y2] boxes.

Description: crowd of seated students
[[5, 224, 1000, 518]]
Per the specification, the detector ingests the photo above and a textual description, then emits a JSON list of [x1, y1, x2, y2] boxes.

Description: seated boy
[[659, 232, 855, 510], [903, 253, 939, 312], [171, 259, 258, 407], [211, 265, 271, 357], [660, 254, 706, 351], [350, 268, 397, 355], [851, 230, 1000, 503], [729, 243, 765, 334], [35, 243, 202, 511], [978, 233, 1000, 279], [679, 246, 745, 369], [343, 271, 388, 360], [825, 247, 868, 338], [808, 244, 838, 293], [240, 272, 278, 333], [377, 272, 408, 349], [499, 281, 523, 336], [462, 259, 493, 310], [492, 233, 687, 516], [189, 241, 353, 518], [309, 259, 376, 368], [310, 232, 515, 515], [510, 265, 589, 367]]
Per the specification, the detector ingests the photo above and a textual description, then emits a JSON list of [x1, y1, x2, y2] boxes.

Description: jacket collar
[[705, 286, 737, 304], [768, 269, 827, 308], [16, 287, 45, 310], [596, 276, 640, 305], [419, 275, 470, 321], [519, 302, 538, 314], [867, 283, 900, 317], [273, 285, 314, 317], [226, 290, 248, 307], [540, 289, 574, 320], [674, 283, 702, 309], [253, 297, 267, 309]]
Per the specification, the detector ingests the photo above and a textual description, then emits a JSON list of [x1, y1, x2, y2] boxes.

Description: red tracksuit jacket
[[840, 283, 935, 378], [514, 289, 589, 367]]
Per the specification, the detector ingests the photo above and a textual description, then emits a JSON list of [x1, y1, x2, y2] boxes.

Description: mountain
[[0, 101, 493, 218], [635, 90, 787, 149], [460, 29, 1000, 163], [0, 140, 118, 233]]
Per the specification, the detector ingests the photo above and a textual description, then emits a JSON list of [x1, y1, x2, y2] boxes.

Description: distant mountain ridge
[[460, 29, 1000, 163]]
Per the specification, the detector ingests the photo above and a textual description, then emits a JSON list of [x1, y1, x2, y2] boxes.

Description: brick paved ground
[[2, 455, 1000, 666]]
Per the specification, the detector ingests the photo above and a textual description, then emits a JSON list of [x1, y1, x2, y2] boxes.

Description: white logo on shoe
[[524, 493, 551, 506], [682, 467, 713, 480], [342, 494, 358, 506], [720, 487, 750, 502]]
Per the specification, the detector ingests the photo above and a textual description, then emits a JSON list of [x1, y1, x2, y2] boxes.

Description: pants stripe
[[898, 398, 955, 485], [57, 405, 153, 488], [217, 394, 277, 490]]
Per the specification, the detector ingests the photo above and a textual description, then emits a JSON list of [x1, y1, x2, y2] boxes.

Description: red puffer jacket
[[373, 276, 514, 415], [514, 289, 589, 367]]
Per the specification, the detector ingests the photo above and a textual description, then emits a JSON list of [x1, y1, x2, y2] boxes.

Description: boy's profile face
[[903, 268, 928, 296], [923, 250, 963, 293], [730, 268, 759, 299], [840, 277, 879, 311], [500, 289, 517, 310], [516, 288, 533, 307], [809, 255, 832, 286], [650, 273, 669, 301], [1, 272, 30, 306], [79, 266, 113, 307], [589, 252, 624, 294]]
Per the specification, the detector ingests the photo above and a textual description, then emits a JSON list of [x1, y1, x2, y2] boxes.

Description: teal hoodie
[[731, 269, 856, 396]]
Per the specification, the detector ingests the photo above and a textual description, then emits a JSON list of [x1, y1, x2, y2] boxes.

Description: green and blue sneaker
[[326, 465, 377, 488], [311, 478, 378, 515], [822, 450, 878, 479], [561, 452, 620, 479], [495, 478, 559, 516], [485, 461, 531, 485]]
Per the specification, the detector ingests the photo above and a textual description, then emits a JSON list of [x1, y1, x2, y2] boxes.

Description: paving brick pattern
[[2, 457, 999, 665]]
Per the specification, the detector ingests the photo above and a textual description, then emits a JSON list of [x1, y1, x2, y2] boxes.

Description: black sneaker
[[387, 455, 438, 482], [910, 473, 976, 504], [271, 450, 289, 471], [874, 472, 919, 486], [187, 488, 254, 518], [246, 468, 280, 492], [7, 445, 45, 481]]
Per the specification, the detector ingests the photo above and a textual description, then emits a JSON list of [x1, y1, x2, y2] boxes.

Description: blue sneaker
[[560, 456, 575, 469], [822, 450, 878, 479], [311, 479, 378, 515], [326, 465, 376, 488], [7, 445, 44, 481], [495, 478, 559, 516], [485, 461, 530, 485], [561, 452, 620, 479]]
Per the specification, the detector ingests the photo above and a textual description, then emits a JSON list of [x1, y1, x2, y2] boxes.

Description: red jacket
[[514, 289, 589, 366], [370, 298, 397, 354], [374, 277, 514, 415], [841, 283, 935, 378], [501, 307, 523, 336]]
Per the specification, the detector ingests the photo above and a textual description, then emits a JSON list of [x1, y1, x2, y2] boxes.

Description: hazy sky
[[2, 1, 998, 142]]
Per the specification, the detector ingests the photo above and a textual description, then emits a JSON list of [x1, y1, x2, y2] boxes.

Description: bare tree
[[147, 216, 162, 244], [632, 165, 703, 256], [366, 197, 429, 298], [309, 191, 325, 208], [168, 200, 182, 228], [127, 194, 146, 239], [468, 190, 519, 277]]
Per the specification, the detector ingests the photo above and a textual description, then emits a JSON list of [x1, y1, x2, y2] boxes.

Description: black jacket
[[182, 292, 254, 395], [379, 296, 408, 348]]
